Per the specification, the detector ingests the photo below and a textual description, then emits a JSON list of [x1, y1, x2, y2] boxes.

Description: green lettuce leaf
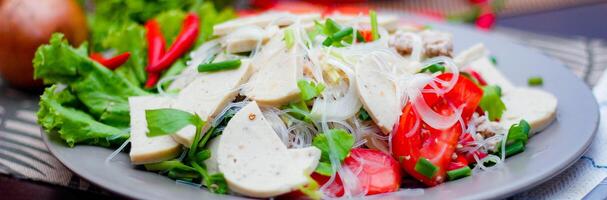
[[38, 86, 128, 147], [103, 23, 148, 86], [34, 34, 147, 127]]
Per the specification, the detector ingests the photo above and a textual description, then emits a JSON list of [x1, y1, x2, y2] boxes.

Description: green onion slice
[[414, 157, 439, 178], [198, 59, 241, 72], [447, 166, 472, 181], [505, 140, 525, 157], [369, 10, 379, 41], [284, 28, 295, 49], [528, 76, 543, 86]]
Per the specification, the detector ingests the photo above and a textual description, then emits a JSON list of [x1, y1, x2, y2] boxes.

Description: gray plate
[[41, 18, 599, 200]]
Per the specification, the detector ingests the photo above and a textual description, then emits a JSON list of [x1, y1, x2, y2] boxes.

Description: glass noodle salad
[[35, 7, 558, 199]]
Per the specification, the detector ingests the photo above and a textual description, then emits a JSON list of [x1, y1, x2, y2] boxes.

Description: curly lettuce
[[38, 86, 128, 147], [34, 34, 147, 127]]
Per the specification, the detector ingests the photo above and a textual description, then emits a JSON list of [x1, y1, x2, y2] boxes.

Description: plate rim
[[40, 16, 601, 200]]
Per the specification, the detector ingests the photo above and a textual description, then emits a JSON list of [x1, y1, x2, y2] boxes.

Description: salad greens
[[34, 34, 147, 128], [312, 129, 355, 176], [35, 1, 235, 147], [38, 86, 128, 147]]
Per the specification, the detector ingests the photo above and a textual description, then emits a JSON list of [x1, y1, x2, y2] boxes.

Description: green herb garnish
[[284, 28, 295, 49], [198, 59, 241, 72], [479, 85, 506, 121], [297, 80, 325, 101], [312, 129, 355, 176], [369, 10, 379, 41], [145, 108, 203, 137], [528, 76, 543, 86], [358, 108, 371, 121], [419, 64, 446, 74], [414, 157, 439, 179], [447, 166, 472, 181]]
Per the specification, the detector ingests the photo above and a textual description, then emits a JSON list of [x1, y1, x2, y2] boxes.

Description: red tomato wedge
[[307, 148, 401, 197], [392, 73, 483, 186]]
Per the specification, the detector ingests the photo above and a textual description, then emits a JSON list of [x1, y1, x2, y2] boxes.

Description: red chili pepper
[[144, 19, 167, 89], [90, 52, 131, 70], [146, 13, 200, 73], [467, 69, 487, 86]]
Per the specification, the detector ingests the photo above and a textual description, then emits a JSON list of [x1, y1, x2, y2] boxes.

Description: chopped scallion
[[197, 59, 241, 72], [358, 108, 371, 121], [528, 76, 543, 86], [370, 10, 379, 41], [447, 166, 472, 181], [505, 140, 525, 157], [419, 64, 446, 73], [414, 157, 438, 178]]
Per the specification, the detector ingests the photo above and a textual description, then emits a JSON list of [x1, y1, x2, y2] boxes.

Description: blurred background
[[1, 0, 606, 199]]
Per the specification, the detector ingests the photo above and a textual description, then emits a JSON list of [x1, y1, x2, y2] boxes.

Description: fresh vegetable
[[145, 108, 203, 137], [357, 108, 371, 121], [284, 28, 295, 49], [197, 59, 242, 72], [38, 86, 128, 147], [89, 52, 131, 70], [147, 13, 200, 73], [369, 10, 379, 41], [392, 73, 483, 186], [102, 23, 148, 86], [479, 85, 506, 121], [297, 80, 325, 101], [0, 0, 87, 88], [528, 76, 543, 86], [414, 158, 439, 179], [144, 19, 166, 89], [497, 120, 530, 157], [312, 129, 355, 176], [34, 34, 147, 127], [467, 69, 487, 86], [419, 64, 446, 74], [446, 166, 472, 181], [311, 148, 401, 197]]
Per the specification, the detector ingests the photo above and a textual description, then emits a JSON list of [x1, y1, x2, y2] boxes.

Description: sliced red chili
[[146, 13, 200, 73], [144, 19, 167, 89], [89, 52, 131, 70]]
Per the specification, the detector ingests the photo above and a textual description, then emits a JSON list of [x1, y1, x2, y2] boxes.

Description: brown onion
[[0, 0, 88, 88]]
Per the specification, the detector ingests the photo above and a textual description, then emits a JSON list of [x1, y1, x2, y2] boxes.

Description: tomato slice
[[422, 73, 484, 122], [307, 148, 401, 197], [392, 73, 483, 186]]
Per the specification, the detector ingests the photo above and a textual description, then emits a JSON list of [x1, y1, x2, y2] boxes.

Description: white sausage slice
[[128, 96, 181, 164], [216, 101, 319, 198]]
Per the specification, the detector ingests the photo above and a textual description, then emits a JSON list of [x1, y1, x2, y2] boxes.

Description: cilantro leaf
[[297, 80, 325, 101], [312, 129, 355, 175], [479, 85, 506, 121]]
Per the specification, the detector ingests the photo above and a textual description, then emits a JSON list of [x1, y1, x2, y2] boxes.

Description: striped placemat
[[0, 23, 606, 196], [369, 0, 605, 17]]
